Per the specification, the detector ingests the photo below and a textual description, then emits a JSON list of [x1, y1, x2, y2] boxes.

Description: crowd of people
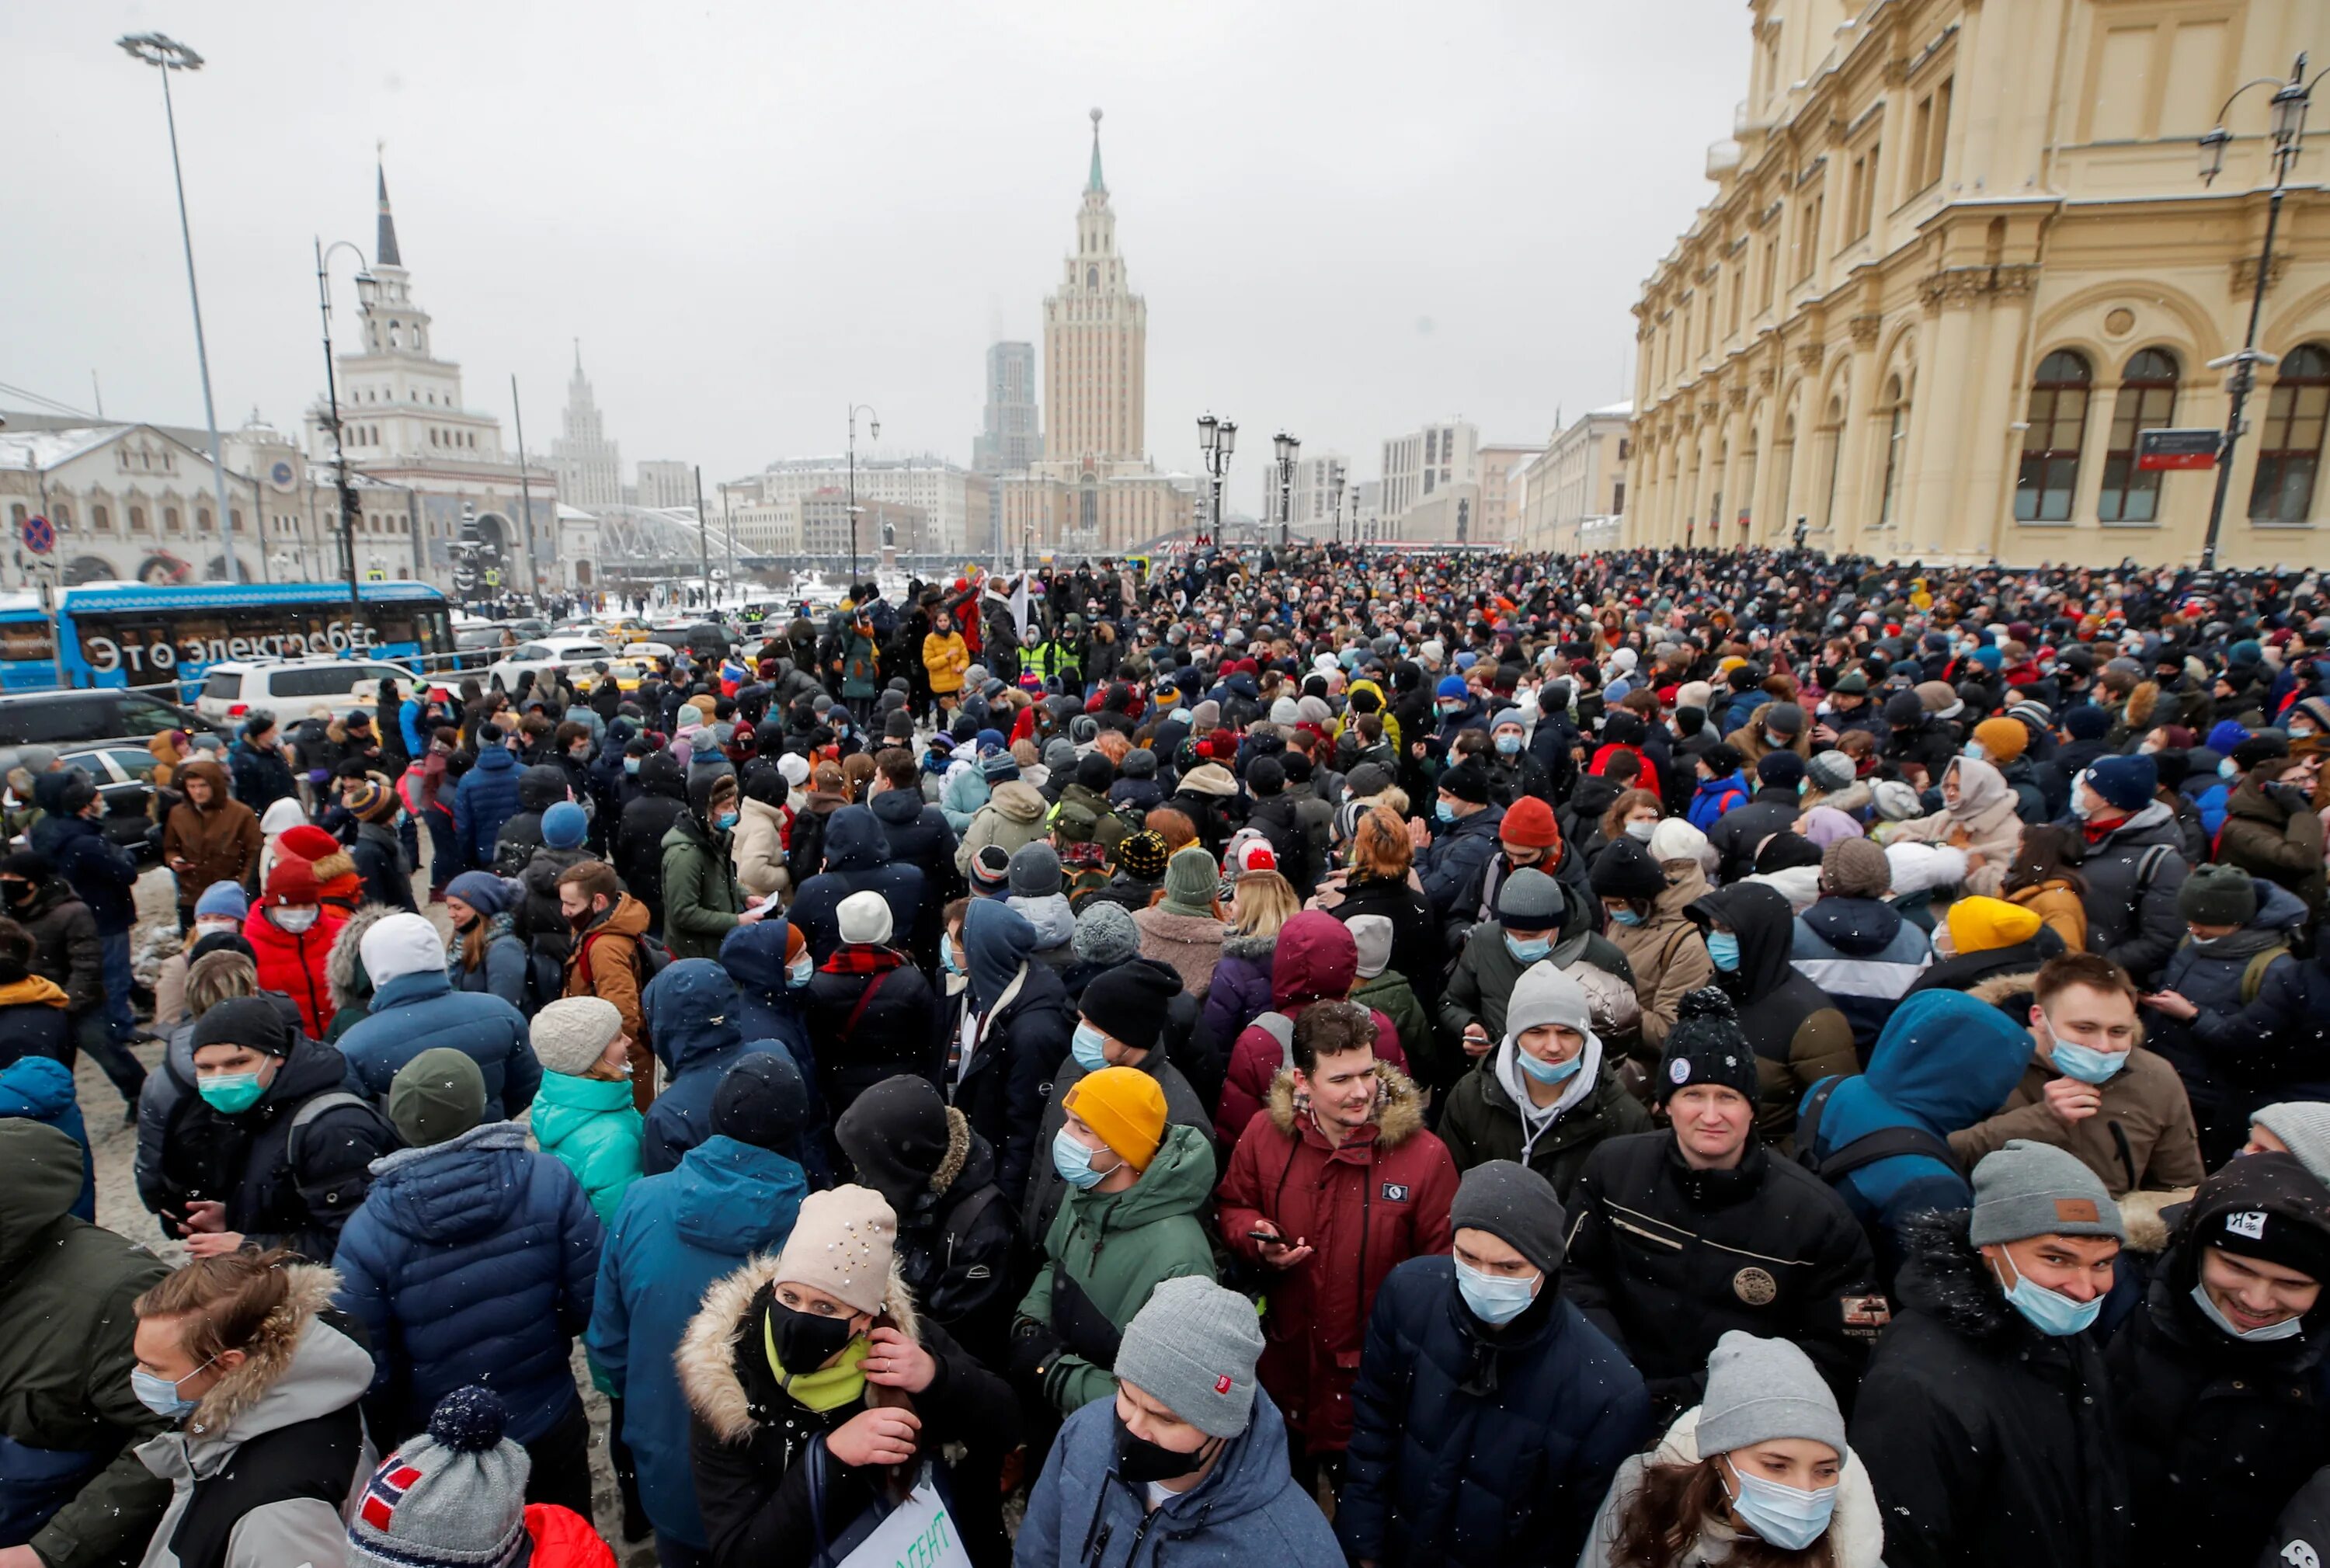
[[3, 541, 2330, 1568]]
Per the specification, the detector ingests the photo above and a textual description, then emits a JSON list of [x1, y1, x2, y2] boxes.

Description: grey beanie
[[2253, 1103, 2330, 1187], [1348, 914, 1394, 981], [1009, 840, 1063, 899], [1969, 1139, 2125, 1246], [1113, 1276, 1265, 1439], [1449, 1159, 1565, 1274], [1503, 961, 1594, 1046], [1764, 701, 1806, 737], [1072, 899, 1141, 966], [1494, 867, 1566, 929], [1806, 749, 1855, 793], [1869, 779, 1924, 822], [346, 1385, 529, 1567], [1043, 737, 1078, 775], [2178, 863, 2259, 928], [1695, 1331, 1847, 1458]]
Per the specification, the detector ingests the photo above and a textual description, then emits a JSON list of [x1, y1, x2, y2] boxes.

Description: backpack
[[284, 1090, 398, 1214], [576, 924, 673, 995], [2241, 945, 2290, 1005], [1794, 1076, 1967, 1185], [1252, 1010, 1296, 1068]]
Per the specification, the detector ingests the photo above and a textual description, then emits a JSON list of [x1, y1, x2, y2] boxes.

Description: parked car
[[481, 635, 615, 693], [193, 657, 421, 724], [0, 687, 224, 779], [56, 746, 173, 860], [452, 624, 516, 672]]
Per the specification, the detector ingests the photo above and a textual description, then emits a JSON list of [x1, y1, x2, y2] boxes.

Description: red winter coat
[[1217, 911, 1407, 1146], [240, 905, 347, 1038], [524, 1503, 616, 1566], [1216, 1062, 1455, 1451]]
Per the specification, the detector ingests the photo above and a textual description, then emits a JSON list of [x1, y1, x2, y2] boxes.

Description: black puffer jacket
[[1849, 1211, 2133, 1568], [616, 751, 691, 925], [804, 952, 938, 1121]]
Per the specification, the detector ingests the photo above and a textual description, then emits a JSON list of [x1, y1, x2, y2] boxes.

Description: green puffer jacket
[[662, 811, 746, 961], [0, 1121, 172, 1568], [530, 1070, 644, 1229], [1016, 1121, 1219, 1415]]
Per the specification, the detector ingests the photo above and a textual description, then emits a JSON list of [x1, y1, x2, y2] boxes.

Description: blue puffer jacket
[[1789, 895, 1936, 1056], [586, 1135, 807, 1552], [638, 959, 793, 1177], [2156, 879, 2311, 1013], [1799, 989, 2033, 1278], [452, 745, 523, 868], [1686, 770, 1751, 831], [1417, 804, 1505, 931], [1337, 1257, 1651, 1568], [336, 967, 541, 1121], [1018, 1384, 1343, 1568], [785, 807, 927, 965], [2189, 939, 2330, 1102], [0, 1054, 92, 1220], [332, 1121, 603, 1445]]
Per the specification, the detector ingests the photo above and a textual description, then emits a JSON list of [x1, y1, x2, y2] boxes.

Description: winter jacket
[[639, 959, 797, 1178], [1132, 907, 1227, 1000], [34, 807, 138, 937], [1686, 885, 1858, 1147], [1017, 1385, 1343, 1568], [0, 1048, 90, 1219], [2186, 938, 2330, 1107], [1016, 1121, 1219, 1415], [339, 964, 538, 1121], [951, 780, 1049, 878], [1217, 920, 1413, 1147], [616, 753, 691, 923], [563, 892, 652, 1060], [662, 808, 749, 962], [1201, 932, 1277, 1055], [677, 1253, 1013, 1568], [588, 1135, 808, 1552], [1888, 758, 2027, 898], [1353, 968, 1435, 1080], [716, 921, 818, 1080], [130, 1264, 372, 1568], [1217, 1066, 1456, 1451], [922, 629, 969, 694], [532, 1070, 644, 1229], [1602, 907, 1713, 1059], [804, 947, 938, 1118], [873, 1107, 1021, 1369], [1852, 1210, 2132, 1568], [239, 905, 346, 1040], [1417, 804, 1504, 936], [1327, 873, 1441, 1007], [1436, 1043, 1650, 1205], [1023, 1033, 1213, 1247], [0, 1121, 172, 1568], [348, 820, 416, 912], [1579, 1405, 1885, 1568], [160, 761, 261, 909], [1563, 1132, 1877, 1415], [451, 744, 525, 868], [1789, 894, 1936, 1056], [1947, 1038, 2205, 1198], [2218, 775, 2328, 920], [227, 737, 297, 815], [942, 942, 1075, 1216], [788, 808, 927, 966], [938, 762, 989, 837], [1685, 769, 1751, 832], [868, 784, 961, 941], [332, 1121, 603, 1447], [2074, 799, 2191, 985], [1438, 907, 1638, 1056], [16, 878, 102, 1015], [448, 909, 528, 1013], [1702, 785, 1801, 888], [731, 796, 788, 900]]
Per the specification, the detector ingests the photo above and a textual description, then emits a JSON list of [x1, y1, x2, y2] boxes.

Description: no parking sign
[[20, 515, 54, 555]]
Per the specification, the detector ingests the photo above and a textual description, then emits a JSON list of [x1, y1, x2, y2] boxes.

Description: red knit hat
[[1502, 795, 1562, 850], [263, 856, 322, 906], [280, 824, 341, 861]]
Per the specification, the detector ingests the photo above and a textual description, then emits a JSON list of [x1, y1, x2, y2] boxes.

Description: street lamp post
[[847, 404, 880, 586], [1195, 413, 1236, 548], [313, 237, 375, 626], [120, 32, 238, 582], [2196, 53, 2321, 572], [1329, 470, 1346, 548], [1272, 432, 1300, 550]]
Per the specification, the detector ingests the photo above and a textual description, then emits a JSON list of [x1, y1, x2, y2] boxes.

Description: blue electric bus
[[0, 581, 455, 694]]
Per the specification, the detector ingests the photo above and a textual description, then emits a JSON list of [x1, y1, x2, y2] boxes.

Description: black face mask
[[1, 881, 30, 906], [1114, 1411, 1218, 1484], [568, 904, 600, 934], [768, 1298, 858, 1373]]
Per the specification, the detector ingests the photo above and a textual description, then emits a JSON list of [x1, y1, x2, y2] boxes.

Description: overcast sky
[[4, 2, 1748, 513]]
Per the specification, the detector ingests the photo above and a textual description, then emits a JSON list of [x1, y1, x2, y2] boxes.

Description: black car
[[0, 688, 227, 861]]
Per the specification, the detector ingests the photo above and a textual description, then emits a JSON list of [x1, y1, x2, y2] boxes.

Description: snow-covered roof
[[555, 503, 596, 521], [1588, 400, 1635, 419], [0, 425, 123, 471]]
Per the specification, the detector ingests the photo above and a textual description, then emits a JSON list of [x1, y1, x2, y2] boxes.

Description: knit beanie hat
[[190, 996, 294, 1059], [1115, 830, 1170, 881], [1695, 1332, 1847, 1459], [1062, 1064, 1168, 1171], [444, 871, 515, 917], [1702, 742, 1745, 777], [1344, 762, 1394, 801], [1347, 914, 1394, 981], [541, 801, 587, 850], [346, 1385, 530, 1568], [1756, 749, 1806, 791], [837, 890, 894, 946], [1821, 837, 1892, 899], [1163, 847, 1219, 910], [1448, 1159, 1566, 1274], [961, 843, 1010, 898], [1973, 717, 2029, 763], [833, 1076, 955, 1217], [194, 881, 249, 921], [1656, 988, 1758, 1106], [1503, 961, 1594, 1045], [2081, 754, 2157, 813], [2253, 1103, 2330, 1187], [1589, 837, 1667, 902], [711, 1050, 810, 1151], [1969, 1139, 2125, 1246], [389, 1048, 487, 1149], [1072, 900, 1142, 967], [1079, 958, 1183, 1052], [1869, 779, 1925, 822], [1074, 753, 1115, 794], [1764, 702, 1806, 738], [1882, 691, 1927, 729], [1439, 760, 1492, 805], [1946, 895, 2041, 955], [981, 750, 1021, 784], [346, 780, 396, 824], [1805, 749, 1856, 794], [1648, 816, 1710, 867], [1112, 1277, 1264, 1440], [1009, 841, 1063, 899], [2178, 863, 2259, 928], [1495, 867, 1566, 930], [1247, 756, 1285, 798], [529, 996, 622, 1077], [1501, 795, 1561, 849], [771, 1185, 896, 1317], [362, 911, 448, 988], [2063, 704, 2112, 740]]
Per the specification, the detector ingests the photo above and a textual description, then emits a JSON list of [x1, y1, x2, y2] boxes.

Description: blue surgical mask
[[2189, 1277, 2307, 1342], [197, 1072, 266, 1114], [1504, 933, 1553, 964], [1052, 1128, 1108, 1191], [1494, 733, 1521, 756], [131, 1358, 215, 1420], [1435, 798, 1457, 824], [2219, 757, 2240, 781], [1995, 1253, 2104, 1337], [715, 810, 739, 832], [1723, 1461, 1838, 1553], [787, 955, 813, 989], [1071, 1021, 1111, 1073], [624, 757, 642, 775], [1453, 1257, 1540, 1326], [1706, 930, 1741, 972], [1610, 906, 1646, 927], [1514, 1044, 1584, 1086], [2045, 1024, 2127, 1085]]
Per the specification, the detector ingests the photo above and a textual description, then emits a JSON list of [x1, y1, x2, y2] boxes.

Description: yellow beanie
[[1947, 895, 2042, 955], [1972, 717, 2029, 763], [1064, 1066, 1168, 1171]]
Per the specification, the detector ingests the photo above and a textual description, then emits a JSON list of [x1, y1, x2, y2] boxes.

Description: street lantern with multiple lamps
[[119, 31, 240, 582], [847, 403, 879, 587], [313, 238, 375, 624], [1272, 431, 1300, 548], [1329, 469, 1347, 548], [1196, 413, 1236, 546], [2195, 52, 2321, 572]]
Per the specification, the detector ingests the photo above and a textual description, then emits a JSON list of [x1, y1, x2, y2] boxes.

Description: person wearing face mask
[[1684, 883, 1857, 1149], [680, 1184, 1016, 1568], [2064, 753, 2192, 986], [1412, 761, 1505, 937], [1949, 952, 2203, 1198], [527, 996, 645, 1229], [1852, 1139, 2132, 1568], [1337, 1159, 1650, 1567], [1591, 836, 1713, 1061], [1009, 1066, 1218, 1419], [1440, 869, 1638, 1075], [2102, 1151, 2330, 1568], [1581, 1330, 1880, 1568], [123, 1247, 376, 1568], [237, 854, 346, 1038], [1480, 709, 1549, 811], [149, 882, 249, 1034], [662, 772, 763, 963], [554, 860, 656, 1100]]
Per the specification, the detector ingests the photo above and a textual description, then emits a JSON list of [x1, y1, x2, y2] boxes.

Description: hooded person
[[614, 749, 691, 931], [1851, 1140, 2134, 1568], [804, 890, 937, 1121], [1684, 882, 1858, 1149], [1218, 910, 1411, 1146], [240, 854, 347, 1039], [1581, 1331, 1884, 1568], [337, 911, 541, 1121], [946, 896, 1076, 1208], [1786, 836, 1935, 1057], [1008, 1066, 1219, 1417], [1017, 1275, 1344, 1568], [662, 771, 756, 962], [1435, 960, 1651, 1204], [638, 958, 800, 1178], [1590, 836, 1713, 1059], [588, 1049, 812, 1563], [159, 758, 262, 923], [716, 916, 819, 1093], [788, 805, 927, 967], [951, 763, 1051, 880], [331, 1048, 605, 1518], [343, 1385, 611, 1568], [676, 1184, 1017, 1566], [2103, 1151, 2330, 1568]]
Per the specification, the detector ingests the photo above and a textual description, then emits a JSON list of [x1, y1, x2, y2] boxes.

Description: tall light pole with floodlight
[[847, 403, 879, 586]]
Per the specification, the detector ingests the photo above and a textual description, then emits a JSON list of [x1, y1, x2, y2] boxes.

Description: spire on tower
[[573, 338, 583, 376], [375, 158, 402, 268], [1087, 107, 1105, 194]]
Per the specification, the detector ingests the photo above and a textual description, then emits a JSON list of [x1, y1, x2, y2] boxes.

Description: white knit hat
[[530, 996, 622, 1077], [837, 890, 893, 946], [361, 912, 448, 989], [1347, 914, 1394, 980], [772, 1185, 896, 1316]]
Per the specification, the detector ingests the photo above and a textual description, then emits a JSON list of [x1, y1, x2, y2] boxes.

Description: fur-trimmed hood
[[1963, 967, 2043, 1015], [1264, 1060, 1427, 1149], [676, 1252, 921, 1445], [326, 902, 402, 1011], [1220, 930, 1278, 963], [172, 1264, 374, 1450]]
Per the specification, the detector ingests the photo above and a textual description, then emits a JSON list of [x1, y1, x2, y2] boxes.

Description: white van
[[194, 657, 422, 722]]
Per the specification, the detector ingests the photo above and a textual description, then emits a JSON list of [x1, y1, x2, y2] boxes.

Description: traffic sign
[[19, 516, 53, 555], [2137, 428, 2221, 471]]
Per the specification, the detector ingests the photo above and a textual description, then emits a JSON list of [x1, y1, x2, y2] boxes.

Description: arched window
[[2099, 348, 2179, 523], [2015, 350, 2091, 521], [52, 504, 71, 530], [165, 506, 183, 534], [1818, 395, 1845, 534], [2250, 342, 2330, 523], [92, 505, 110, 532], [1877, 375, 1911, 529], [388, 320, 402, 349], [129, 506, 147, 532]]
